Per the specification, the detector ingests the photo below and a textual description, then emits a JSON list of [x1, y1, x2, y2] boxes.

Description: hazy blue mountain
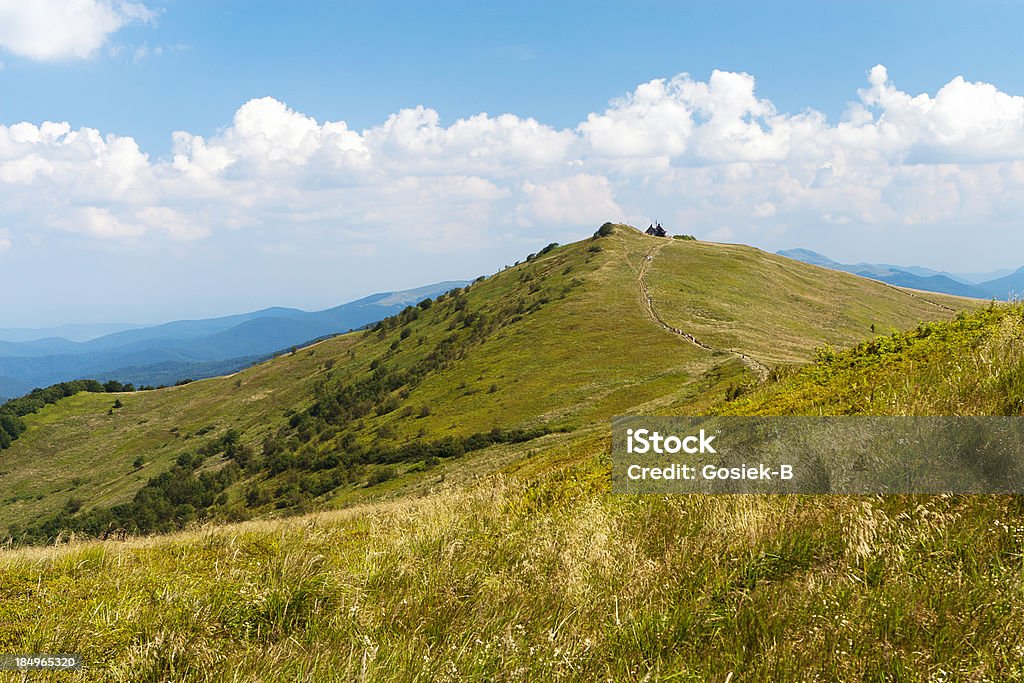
[[853, 270, 989, 298], [950, 268, 1017, 284], [82, 356, 269, 391], [853, 263, 949, 280], [975, 267, 1024, 300], [776, 249, 956, 280], [0, 376, 32, 402], [0, 337, 82, 358], [777, 249, 992, 299], [0, 281, 467, 391], [0, 322, 143, 343], [775, 248, 838, 268], [74, 307, 310, 354], [0, 347, 246, 390]]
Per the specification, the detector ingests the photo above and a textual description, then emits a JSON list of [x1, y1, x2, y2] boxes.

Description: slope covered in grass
[[0, 227, 711, 533], [0, 229, 1005, 680], [645, 238, 978, 365], [0, 225, 975, 540], [10, 469, 1024, 682], [2, 305, 1024, 681], [717, 303, 1024, 416]]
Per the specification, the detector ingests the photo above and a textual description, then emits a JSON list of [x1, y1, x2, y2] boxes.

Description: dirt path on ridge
[[636, 240, 770, 381]]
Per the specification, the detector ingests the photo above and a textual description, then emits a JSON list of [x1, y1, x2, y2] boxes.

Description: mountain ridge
[[0, 281, 468, 399], [0, 225, 979, 535], [776, 247, 1020, 299]]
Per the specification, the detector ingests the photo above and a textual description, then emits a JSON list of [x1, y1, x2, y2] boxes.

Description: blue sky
[[5, 1, 1022, 153], [2, 1, 1024, 326]]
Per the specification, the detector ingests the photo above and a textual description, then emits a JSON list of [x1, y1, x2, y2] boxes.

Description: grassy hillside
[[0, 303, 1021, 681], [717, 302, 1024, 416], [0, 225, 973, 537], [645, 238, 975, 365]]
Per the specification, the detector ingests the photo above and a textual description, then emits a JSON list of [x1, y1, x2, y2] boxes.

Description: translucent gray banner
[[612, 416, 1024, 494]]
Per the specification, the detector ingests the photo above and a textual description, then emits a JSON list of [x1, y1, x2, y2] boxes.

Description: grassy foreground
[[3, 305, 1024, 681], [2, 456, 1024, 681]]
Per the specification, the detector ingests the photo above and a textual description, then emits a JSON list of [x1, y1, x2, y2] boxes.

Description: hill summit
[[0, 223, 976, 541]]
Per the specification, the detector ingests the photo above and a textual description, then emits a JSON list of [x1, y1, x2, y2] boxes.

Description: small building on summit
[[645, 222, 668, 237]]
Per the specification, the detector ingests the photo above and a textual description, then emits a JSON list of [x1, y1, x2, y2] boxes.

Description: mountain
[[976, 266, 1024, 300], [0, 375, 31, 402], [69, 306, 310, 352], [1, 224, 1012, 681], [0, 322, 143, 343], [777, 248, 994, 298], [859, 270, 989, 298], [0, 225, 977, 533], [951, 267, 1017, 284], [0, 281, 467, 391], [774, 247, 839, 268]]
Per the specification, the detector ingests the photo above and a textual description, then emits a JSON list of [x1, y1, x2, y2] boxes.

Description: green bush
[[367, 466, 397, 486]]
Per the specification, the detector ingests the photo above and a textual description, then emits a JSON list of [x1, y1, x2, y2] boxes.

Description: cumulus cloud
[[136, 206, 210, 240], [0, 228, 11, 254], [0, 0, 155, 61], [3, 65, 1024, 260], [519, 174, 622, 225], [75, 206, 146, 238], [853, 64, 1024, 162]]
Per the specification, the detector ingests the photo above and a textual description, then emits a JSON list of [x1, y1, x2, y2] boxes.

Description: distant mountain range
[[0, 322, 143, 343], [777, 249, 1024, 301], [0, 281, 467, 400]]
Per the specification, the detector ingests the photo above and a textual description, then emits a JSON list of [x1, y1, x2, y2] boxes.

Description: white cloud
[[136, 206, 209, 240], [578, 69, 809, 164], [363, 106, 575, 174], [132, 42, 164, 62], [0, 228, 11, 254], [579, 77, 696, 159], [75, 206, 146, 239], [519, 174, 622, 226], [0, 0, 155, 61], [0, 120, 150, 193], [3, 65, 1024, 262], [853, 65, 1024, 163]]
